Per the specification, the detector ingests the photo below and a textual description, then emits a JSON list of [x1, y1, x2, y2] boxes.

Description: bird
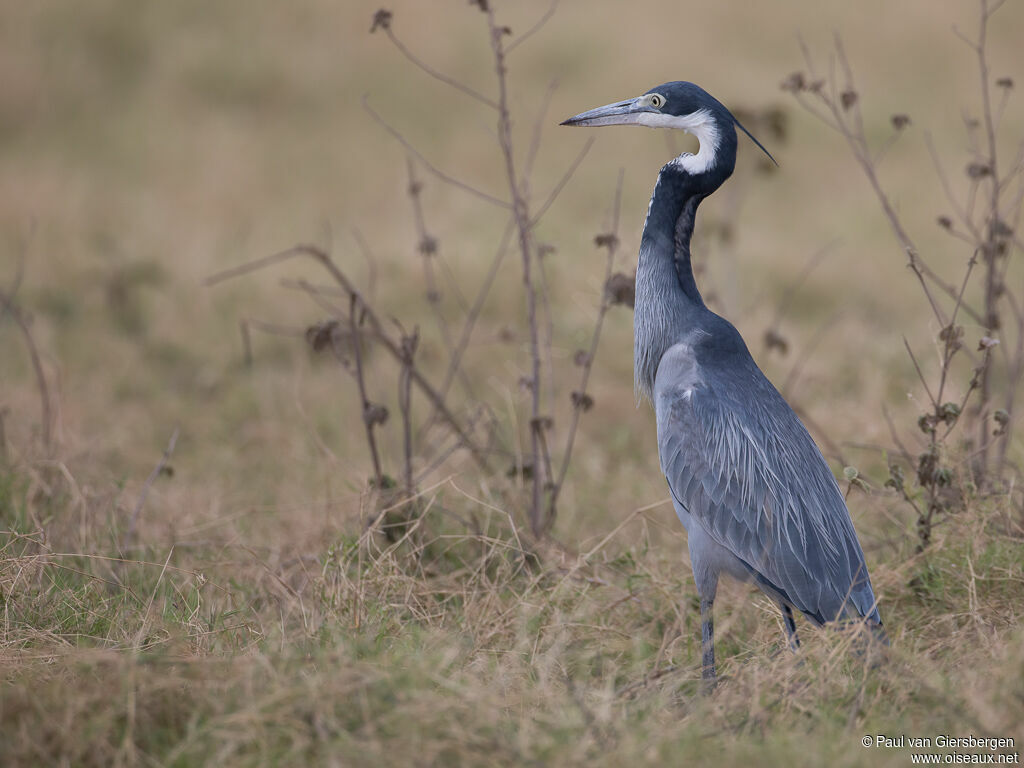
[[561, 81, 884, 685]]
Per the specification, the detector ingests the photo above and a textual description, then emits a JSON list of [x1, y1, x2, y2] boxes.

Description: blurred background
[[2, 0, 1022, 536], [1, 0, 1023, 763]]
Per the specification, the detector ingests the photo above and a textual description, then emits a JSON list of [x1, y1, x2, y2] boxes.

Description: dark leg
[[700, 596, 716, 688], [782, 603, 800, 651]]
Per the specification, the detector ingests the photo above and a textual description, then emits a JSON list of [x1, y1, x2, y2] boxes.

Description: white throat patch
[[629, 107, 720, 174]]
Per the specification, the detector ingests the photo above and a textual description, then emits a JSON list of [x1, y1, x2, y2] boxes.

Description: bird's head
[[560, 81, 775, 177]]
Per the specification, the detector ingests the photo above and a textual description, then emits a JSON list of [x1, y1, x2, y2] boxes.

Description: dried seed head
[[780, 72, 806, 93], [938, 324, 964, 347], [418, 236, 438, 256], [996, 77, 1014, 89], [937, 215, 953, 230], [400, 331, 419, 359], [891, 114, 911, 130], [604, 272, 635, 308], [363, 402, 389, 427], [571, 392, 594, 412], [978, 336, 999, 351], [993, 219, 1014, 238], [763, 329, 789, 355], [594, 233, 619, 249], [994, 408, 1010, 432], [763, 107, 789, 141], [530, 415, 554, 431], [370, 474, 397, 490], [939, 402, 961, 426], [370, 9, 392, 32], [840, 90, 858, 110], [498, 326, 516, 343], [507, 462, 533, 479], [305, 319, 342, 352], [469, 0, 489, 11], [573, 349, 591, 367], [884, 463, 905, 491], [966, 162, 992, 179]]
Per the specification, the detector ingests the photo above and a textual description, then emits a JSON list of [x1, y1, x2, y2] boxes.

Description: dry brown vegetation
[[2, 1, 1024, 766]]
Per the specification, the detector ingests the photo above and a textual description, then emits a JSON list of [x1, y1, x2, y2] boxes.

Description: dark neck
[[642, 167, 711, 305], [633, 148, 735, 399]]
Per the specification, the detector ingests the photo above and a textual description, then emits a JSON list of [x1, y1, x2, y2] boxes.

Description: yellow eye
[[650, 94, 665, 109]]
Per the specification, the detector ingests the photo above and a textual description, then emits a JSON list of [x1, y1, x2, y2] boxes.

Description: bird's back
[[654, 311, 880, 626]]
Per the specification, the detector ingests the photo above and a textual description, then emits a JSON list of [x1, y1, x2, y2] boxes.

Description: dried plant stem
[[380, 26, 497, 109], [123, 427, 179, 554], [363, 97, 510, 210], [207, 245, 491, 474], [398, 327, 419, 497], [486, 9, 545, 536], [369, 5, 594, 536], [547, 171, 625, 526], [439, 218, 515, 405], [969, 0, 1002, 476], [0, 290, 54, 455], [789, 0, 1022, 498], [405, 158, 476, 402], [348, 294, 385, 489]]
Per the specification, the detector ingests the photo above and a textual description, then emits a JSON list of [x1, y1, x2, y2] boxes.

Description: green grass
[[2, 496, 1021, 766]]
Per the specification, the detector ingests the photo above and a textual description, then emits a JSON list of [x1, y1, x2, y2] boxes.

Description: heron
[[561, 81, 884, 684]]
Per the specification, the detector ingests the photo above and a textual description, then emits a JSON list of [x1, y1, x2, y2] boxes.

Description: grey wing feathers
[[654, 344, 880, 625]]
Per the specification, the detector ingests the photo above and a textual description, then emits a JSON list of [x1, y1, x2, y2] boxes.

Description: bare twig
[[123, 427, 179, 553], [791, 38, 948, 329], [378, 25, 498, 109], [363, 96, 510, 209], [398, 325, 420, 496], [903, 337, 938, 409], [0, 291, 54, 454], [349, 293, 385, 489], [351, 228, 379, 300], [528, 138, 595, 228], [485, 8, 545, 535], [208, 245, 492, 473], [506, 0, 560, 54], [436, 218, 514, 410], [547, 171, 625, 525], [524, 79, 559, 181], [405, 157, 475, 401], [787, 2, 1020, 517]]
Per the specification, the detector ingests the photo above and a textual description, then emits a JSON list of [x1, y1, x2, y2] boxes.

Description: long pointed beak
[[560, 96, 654, 127]]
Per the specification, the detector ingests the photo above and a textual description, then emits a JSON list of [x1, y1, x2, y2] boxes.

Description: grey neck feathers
[[634, 165, 709, 400]]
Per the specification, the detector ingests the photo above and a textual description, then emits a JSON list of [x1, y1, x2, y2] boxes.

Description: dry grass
[[2, 0, 1024, 765]]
